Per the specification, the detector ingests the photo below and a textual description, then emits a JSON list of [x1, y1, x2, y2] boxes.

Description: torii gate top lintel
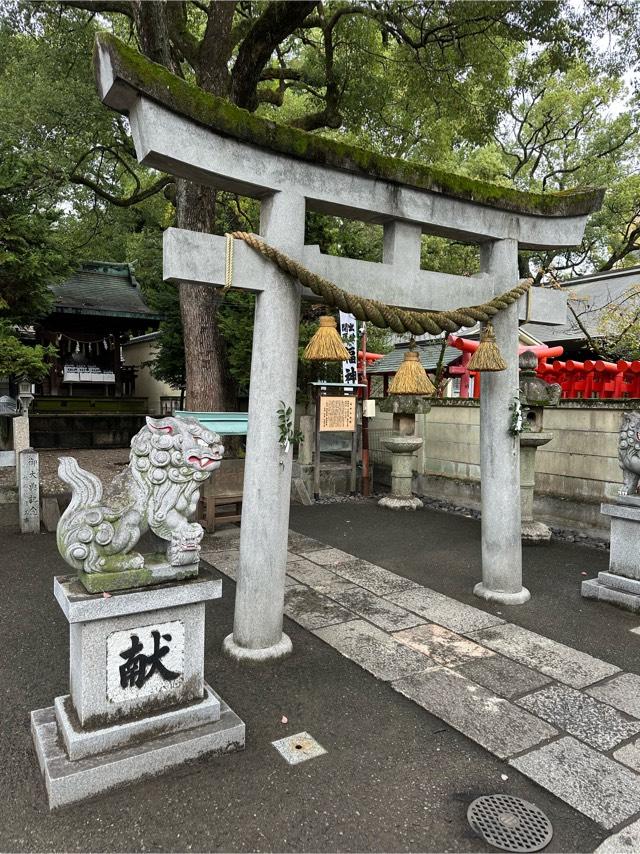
[[95, 33, 603, 252]]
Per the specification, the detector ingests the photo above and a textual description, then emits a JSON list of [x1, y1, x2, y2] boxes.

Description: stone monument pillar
[[13, 413, 30, 486], [18, 448, 40, 534], [583, 411, 640, 612], [31, 416, 244, 809]]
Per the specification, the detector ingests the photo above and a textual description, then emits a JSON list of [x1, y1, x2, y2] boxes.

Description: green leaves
[[277, 400, 304, 450], [0, 324, 57, 381]]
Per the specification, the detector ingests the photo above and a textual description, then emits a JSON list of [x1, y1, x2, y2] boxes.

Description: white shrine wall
[[369, 402, 626, 536]]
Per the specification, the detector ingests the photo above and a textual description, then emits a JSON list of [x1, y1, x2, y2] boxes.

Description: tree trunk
[[175, 179, 235, 411]]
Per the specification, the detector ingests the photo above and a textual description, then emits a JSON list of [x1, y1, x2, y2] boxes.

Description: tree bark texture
[[175, 179, 234, 411]]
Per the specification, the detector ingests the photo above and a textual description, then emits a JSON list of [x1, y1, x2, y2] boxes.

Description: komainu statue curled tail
[[618, 411, 640, 497], [57, 416, 224, 593]]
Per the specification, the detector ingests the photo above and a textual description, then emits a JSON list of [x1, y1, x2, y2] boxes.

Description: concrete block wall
[[369, 401, 631, 536]]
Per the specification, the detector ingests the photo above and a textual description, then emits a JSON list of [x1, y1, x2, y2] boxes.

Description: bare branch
[[61, 0, 133, 17], [69, 173, 172, 207]]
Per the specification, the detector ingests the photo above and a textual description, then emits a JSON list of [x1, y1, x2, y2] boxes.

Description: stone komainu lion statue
[[618, 411, 640, 496], [57, 416, 224, 576]]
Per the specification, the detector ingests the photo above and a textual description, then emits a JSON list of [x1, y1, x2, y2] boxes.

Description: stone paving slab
[[284, 585, 354, 631], [389, 587, 505, 634], [313, 619, 434, 681], [613, 738, 640, 772], [510, 736, 640, 829], [393, 667, 557, 760], [329, 559, 418, 597], [587, 673, 640, 719], [287, 532, 327, 553], [200, 549, 239, 580], [594, 817, 640, 853], [517, 684, 640, 751], [329, 588, 425, 632], [200, 529, 240, 552], [285, 559, 358, 595], [299, 547, 356, 566], [455, 654, 552, 699], [392, 624, 495, 667], [469, 624, 620, 689]]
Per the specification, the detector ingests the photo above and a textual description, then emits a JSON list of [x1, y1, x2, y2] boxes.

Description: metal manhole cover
[[467, 794, 553, 852]]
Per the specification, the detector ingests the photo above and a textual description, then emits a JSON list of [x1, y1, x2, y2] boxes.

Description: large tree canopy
[[1, 0, 639, 394]]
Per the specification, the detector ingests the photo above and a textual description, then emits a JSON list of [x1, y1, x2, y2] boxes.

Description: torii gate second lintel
[[94, 34, 602, 663]]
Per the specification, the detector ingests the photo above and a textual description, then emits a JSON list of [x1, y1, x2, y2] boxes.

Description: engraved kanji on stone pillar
[[18, 449, 39, 534]]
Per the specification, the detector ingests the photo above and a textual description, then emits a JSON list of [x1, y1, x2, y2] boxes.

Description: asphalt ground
[[0, 508, 616, 853]]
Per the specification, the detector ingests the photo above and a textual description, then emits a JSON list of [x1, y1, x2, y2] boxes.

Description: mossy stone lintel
[[78, 562, 199, 594], [94, 33, 604, 219]]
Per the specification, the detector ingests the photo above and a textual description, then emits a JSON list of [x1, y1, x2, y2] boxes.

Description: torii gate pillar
[[223, 192, 304, 662], [475, 239, 529, 604]]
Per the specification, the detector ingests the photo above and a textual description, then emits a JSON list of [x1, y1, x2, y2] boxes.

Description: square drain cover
[[272, 731, 327, 765]]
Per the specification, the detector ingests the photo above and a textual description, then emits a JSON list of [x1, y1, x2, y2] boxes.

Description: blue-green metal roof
[[369, 343, 461, 375], [49, 262, 161, 320], [177, 411, 249, 435]]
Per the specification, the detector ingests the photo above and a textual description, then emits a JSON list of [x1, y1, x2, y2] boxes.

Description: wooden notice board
[[318, 395, 356, 432]]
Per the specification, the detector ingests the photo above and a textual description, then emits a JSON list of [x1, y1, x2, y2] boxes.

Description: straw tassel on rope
[[467, 322, 507, 372], [303, 315, 350, 362], [388, 345, 435, 395]]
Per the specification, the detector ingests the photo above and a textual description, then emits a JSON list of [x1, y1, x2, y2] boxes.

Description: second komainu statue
[[619, 411, 640, 497], [56, 416, 224, 593]]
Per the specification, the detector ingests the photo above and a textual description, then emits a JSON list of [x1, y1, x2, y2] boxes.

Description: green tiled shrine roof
[[50, 261, 161, 320], [369, 343, 461, 375]]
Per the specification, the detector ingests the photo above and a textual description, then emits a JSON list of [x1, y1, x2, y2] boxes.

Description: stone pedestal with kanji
[[31, 569, 244, 809]]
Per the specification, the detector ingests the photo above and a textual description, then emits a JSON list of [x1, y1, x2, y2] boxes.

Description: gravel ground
[[0, 448, 129, 496], [0, 448, 609, 551]]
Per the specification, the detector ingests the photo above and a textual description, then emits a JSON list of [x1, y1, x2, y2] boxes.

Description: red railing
[[449, 335, 640, 399]]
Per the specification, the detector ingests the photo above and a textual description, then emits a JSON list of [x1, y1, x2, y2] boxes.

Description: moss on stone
[[95, 32, 604, 218]]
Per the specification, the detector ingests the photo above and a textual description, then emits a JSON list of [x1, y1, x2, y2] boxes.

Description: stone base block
[[32, 690, 244, 810], [378, 495, 423, 511], [79, 555, 199, 594], [598, 572, 640, 596], [521, 520, 551, 545], [582, 578, 640, 614], [222, 631, 292, 663], [473, 582, 531, 605], [55, 682, 221, 760], [601, 503, 640, 580]]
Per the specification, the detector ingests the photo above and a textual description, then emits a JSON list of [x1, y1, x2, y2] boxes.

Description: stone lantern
[[518, 350, 561, 543], [378, 394, 431, 510]]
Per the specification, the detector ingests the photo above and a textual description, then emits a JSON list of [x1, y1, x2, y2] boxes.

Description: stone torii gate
[[95, 34, 602, 663]]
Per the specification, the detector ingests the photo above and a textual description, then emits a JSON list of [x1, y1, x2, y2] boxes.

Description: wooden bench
[[198, 458, 245, 533]]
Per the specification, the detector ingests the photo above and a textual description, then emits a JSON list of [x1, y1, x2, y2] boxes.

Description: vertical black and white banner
[[339, 311, 358, 385]]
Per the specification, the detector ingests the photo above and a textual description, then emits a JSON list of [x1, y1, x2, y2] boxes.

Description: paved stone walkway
[[203, 528, 640, 843]]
